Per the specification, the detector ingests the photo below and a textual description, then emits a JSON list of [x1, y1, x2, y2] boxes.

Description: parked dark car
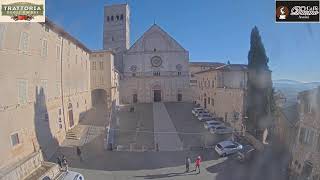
[[236, 145, 256, 162]]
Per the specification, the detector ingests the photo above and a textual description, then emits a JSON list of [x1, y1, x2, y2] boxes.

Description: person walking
[[195, 156, 201, 174], [76, 146, 83, 162], [56, 156, 62, 169], [62, 155, 68, 172], [185, 157, 191, 172]]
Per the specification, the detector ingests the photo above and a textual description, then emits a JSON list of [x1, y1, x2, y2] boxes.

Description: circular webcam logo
[[276, 6, 289, 19]]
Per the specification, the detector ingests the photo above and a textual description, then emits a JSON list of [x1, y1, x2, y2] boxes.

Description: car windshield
[[208, 122, 220, 125]]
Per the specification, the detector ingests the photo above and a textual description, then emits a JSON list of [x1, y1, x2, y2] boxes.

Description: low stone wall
[[243, 132, 264, 151], [0, 151, 43, 180], [37, 162, 60, 180]]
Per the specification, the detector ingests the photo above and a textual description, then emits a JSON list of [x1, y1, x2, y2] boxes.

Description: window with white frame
[[299, 127, 315, 145], [92, 62, 96, 70], [41, 39, 48, 57], [100, 61, 104, 70], [10, 133, 20, 147], [19, 32, 29, 52], [18, 79, 28, 104], [0, 24, 5, 49]]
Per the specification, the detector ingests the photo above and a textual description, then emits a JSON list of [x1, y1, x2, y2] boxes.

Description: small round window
[[151, 56, 162, 67]]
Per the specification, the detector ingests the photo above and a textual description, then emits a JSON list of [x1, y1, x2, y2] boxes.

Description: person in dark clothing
[[62, 155, 68, 172], [56, 157, 62, 169], [185, 157, 191, 172], [76, 146, 83, 162]]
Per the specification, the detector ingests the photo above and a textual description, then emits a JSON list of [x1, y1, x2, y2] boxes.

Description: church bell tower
[[103, 3, 130, 71]]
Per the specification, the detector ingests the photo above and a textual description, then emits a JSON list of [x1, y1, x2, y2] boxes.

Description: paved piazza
[[51, 103, 288, 180], [153, 103, 183, 151]]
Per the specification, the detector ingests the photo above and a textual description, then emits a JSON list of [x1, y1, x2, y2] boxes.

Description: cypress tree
[[246, 26, 273, 141]]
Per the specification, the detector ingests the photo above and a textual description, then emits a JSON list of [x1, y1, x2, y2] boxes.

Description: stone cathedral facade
[[103, 4, 191, 104]]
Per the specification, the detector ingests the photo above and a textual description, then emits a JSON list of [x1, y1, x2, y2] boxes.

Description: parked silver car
[[209, 126, 233, 134], [192, 107, 203, 115], [195, 110, 209, 117], [215, 140, 243, 157], [204, 120, 224, 129], [197, 113, 212, 121], [198, 116, 216, 122]]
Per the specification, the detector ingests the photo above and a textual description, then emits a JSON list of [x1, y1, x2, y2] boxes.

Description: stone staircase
[[66, 126, 84, 140]]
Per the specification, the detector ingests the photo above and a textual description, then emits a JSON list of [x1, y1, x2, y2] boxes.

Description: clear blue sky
[[46, 0, 320, 82]]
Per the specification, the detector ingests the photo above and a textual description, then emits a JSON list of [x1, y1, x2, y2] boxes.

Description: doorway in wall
[[154, 90, 161, 102]]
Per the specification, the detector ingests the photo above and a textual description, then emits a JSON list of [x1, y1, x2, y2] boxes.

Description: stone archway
[[91, 89, 107, 106]]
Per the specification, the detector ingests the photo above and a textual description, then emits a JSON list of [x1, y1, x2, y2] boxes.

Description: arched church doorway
[[154, 90, 161, 102], [68, 103, 74, 128], [152, 84, 161, 102]]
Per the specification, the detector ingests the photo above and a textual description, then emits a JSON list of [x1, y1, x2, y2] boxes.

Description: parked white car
[[192, 107, 203, 115], [204, 120, 224, 129], [195, 111, 209, 117], [209, 126, 233, 134], [215, 140, 243, 157], [56, 171, 85, 180], [197, 113, 212, 121], [198, 116, 215, 122]]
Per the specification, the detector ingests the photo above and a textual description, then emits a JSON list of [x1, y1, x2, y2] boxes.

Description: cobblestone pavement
[[165, 102, 231, 149], [51, 102, 289, 180], [153, 102, 183, 151], [114, 103, 154, 150]]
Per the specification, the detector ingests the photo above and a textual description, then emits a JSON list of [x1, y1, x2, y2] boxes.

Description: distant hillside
[[273, 79, 320, 107]]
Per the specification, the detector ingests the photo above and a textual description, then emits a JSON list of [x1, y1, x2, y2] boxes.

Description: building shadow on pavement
[[34, 87, 59, 160], [206, 147, 290, 180], [133, 170, 199, 179], [51, 132, 220, 171], [78, 103, 109, 127]]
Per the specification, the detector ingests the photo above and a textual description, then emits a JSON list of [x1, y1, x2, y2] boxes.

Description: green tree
[[246, 26, 274, 141]]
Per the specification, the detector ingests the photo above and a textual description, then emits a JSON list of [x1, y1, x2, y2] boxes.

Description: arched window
[[111, 16, 114, 21], [116, 15, 119, 20], [120, 14, 124, 20], [107, 16, 110, 21]]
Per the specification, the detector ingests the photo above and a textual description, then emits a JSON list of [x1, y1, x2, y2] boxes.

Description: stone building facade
[[103, 3, 130, 71], [90, 50, 119, 109], [189, 62, 225, 104], [103, 4, 191, 104], [120, 25, 191, 104], [290, 87, 320, 180], [194, 64, 248, 131], [0, 19, 91, 179]]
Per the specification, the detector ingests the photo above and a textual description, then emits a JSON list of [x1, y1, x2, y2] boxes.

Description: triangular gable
[[127, 24, 186, 53]]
